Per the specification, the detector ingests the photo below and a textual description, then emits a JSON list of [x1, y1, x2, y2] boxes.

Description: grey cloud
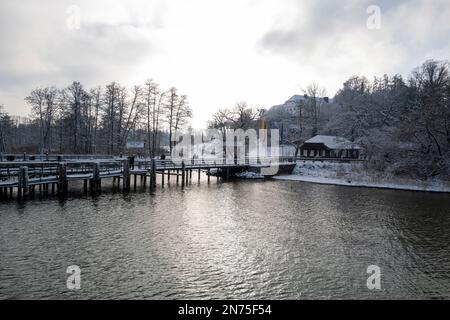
[[258, 1, 369, 60], [0, 0, 163, 92], [257, 0, 449, 68]]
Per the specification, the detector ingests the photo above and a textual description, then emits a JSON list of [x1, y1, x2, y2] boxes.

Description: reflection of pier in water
[[0, 157, 296, 200]]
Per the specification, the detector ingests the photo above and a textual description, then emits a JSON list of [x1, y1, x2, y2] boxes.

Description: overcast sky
[[1, 0, 449, 128]]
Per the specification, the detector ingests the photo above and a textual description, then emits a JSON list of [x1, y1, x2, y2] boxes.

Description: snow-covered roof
[[285, 95, 307, 104], [303, 135, 361, 150]]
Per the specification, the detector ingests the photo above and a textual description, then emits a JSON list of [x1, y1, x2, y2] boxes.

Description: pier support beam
[[181, 161, 186, 188], [90, 162, 100, 194], [58, 163, 68, 195], [18, 166, 29, 199], [150, 159, 156, 191], [123, 159, 130, 192]]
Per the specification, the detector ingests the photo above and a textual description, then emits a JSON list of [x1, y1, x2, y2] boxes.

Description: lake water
[[1, 178, 449, 299]]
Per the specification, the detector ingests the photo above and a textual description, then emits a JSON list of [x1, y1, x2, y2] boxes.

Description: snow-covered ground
[[273, 161, 450, 193], [236, 171, 265, 179]]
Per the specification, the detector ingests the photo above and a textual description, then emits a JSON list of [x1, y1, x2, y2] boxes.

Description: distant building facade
[[299, 135, 361, 159]]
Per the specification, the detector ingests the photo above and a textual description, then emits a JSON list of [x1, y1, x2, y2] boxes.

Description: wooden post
[[17, 185, 22, 199], [123, 159, 130, 191], [90, 162, 100, 194], [18, 166, 29, 198], [189, 169, 192, 182], [150, 159, 156, 190], [198, 168, 201, 182], [176, 170, 179, 184], [83, 180, 88, 193], [207, 169, 211, 183], [58, 163, 68, 195], [181, 161, 186, 188], [134, 174, 137, 191], [167, 170, 171, 183], [161, 170, 165, 188]]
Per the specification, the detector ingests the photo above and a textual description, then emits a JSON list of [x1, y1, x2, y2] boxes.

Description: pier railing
[[0, 156, 297, 200]]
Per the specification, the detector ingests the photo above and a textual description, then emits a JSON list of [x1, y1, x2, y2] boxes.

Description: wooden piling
[[150, 159, 156, 190], [90, 162, 100, 194], [123, 159, 130, 191], [18, 166, 29, 198], [58, 163, 68, 195], [181, 161, 186, 188]]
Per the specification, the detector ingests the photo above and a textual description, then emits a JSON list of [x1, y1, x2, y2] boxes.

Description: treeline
[[328, 60, 450, 180], [0, 80, 192, 156], [209, 60, 450, 180]]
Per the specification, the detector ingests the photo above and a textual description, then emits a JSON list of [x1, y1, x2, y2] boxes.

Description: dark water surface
[[1, 179, 450, 299]]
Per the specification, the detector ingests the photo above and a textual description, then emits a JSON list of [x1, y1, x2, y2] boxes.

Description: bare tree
[[25, 88, 46, 154], [173, 95, 193, 141], [0, 105, 10, 153], [302, 83, 327, 137], [121, 85, 144, 152], [165, 87, 179, 155], [89, 87, 102, 153], [144, 80, 166, 157], [102, 82, 121, 155]]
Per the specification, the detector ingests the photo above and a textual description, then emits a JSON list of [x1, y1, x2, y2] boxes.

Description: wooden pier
[[0, 157, 294, 201]]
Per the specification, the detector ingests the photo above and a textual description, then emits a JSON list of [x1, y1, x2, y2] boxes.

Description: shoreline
[[272, 174, 450, 194]]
